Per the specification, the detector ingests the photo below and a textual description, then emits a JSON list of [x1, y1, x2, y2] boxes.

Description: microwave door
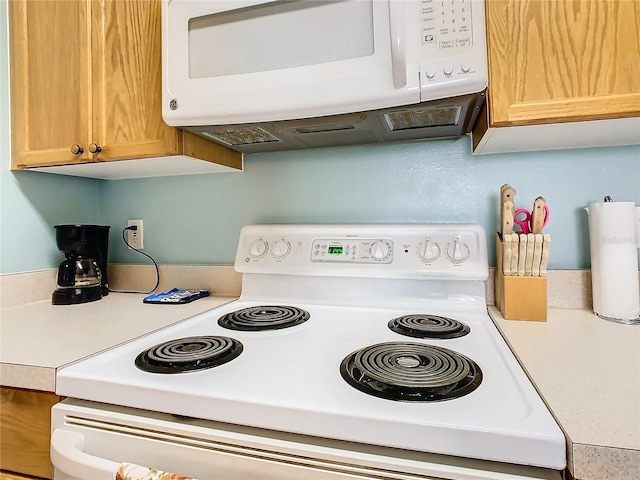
[[163, 0, 420, 126]]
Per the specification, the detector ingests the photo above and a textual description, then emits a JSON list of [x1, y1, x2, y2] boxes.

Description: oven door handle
[[50, 429, 118, 480]]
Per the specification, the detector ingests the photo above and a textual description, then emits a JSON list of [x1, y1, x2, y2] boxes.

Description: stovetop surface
[[57, 298, 565, 469]]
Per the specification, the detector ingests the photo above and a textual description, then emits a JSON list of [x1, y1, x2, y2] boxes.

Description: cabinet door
[[9, 0, 92, 168], [486, 0, 640, 126], [0, 388, 60, 479], [91, 0, 181, 161]]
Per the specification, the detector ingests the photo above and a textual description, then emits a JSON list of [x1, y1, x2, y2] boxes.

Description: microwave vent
[[293, 123, 356, 134], [199, 128, 280, 146], [183, 93, 486, 153], [384, 106, 462, 131]]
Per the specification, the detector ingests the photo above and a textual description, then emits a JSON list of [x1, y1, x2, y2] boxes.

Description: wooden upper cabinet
[[90, 0, 180, 161], [484, 0, 640, 127], [9, 0, 92, 167], [9, 0, 241, 172]]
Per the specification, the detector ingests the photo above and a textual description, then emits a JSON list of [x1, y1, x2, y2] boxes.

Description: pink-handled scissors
[[514, 204, 550, 234]]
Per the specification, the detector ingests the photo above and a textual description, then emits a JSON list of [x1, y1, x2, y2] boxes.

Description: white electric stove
[[52, 224, 566, 480]]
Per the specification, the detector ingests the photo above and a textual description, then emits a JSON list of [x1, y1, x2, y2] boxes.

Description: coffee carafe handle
[[57, 258, 77, 287]]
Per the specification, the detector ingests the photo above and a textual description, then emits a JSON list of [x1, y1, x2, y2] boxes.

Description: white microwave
[[162, 0, 488, 153]]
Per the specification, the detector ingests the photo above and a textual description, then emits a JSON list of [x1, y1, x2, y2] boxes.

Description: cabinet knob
[[70, 144, 84, 156], [88, 143, 102, 154]]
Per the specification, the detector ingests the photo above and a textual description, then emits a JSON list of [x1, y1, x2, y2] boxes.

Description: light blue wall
[[1, 1, 638, 275], [0, 1, 102, 275], [101, 138, 640, 269]]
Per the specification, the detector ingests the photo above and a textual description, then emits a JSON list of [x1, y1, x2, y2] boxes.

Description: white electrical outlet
[[127, 219, 144, 250]]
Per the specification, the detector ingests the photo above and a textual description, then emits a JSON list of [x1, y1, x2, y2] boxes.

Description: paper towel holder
[[585, 198, 640, 325]]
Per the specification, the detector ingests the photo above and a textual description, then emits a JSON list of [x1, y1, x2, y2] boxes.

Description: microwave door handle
[[51, 429, 118, 479], [388, 0, 407, 88]]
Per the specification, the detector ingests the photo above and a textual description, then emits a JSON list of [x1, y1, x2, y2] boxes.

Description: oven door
[[162, 0, 420, 126], [51, 399, 562, 480]]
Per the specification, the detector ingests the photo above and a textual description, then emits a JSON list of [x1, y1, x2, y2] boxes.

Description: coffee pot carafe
[[57, 255, 102, 286], [52, 225, 110, 305]]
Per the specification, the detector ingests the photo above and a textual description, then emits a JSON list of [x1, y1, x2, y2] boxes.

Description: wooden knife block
[[495, 232, 547, 321]]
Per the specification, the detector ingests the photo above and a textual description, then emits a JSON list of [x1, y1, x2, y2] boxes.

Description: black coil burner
[[340, 342, 482, 402], [218, 305, 310, 331], [388, 314, 470, 339], [135, 336, 243, 374]]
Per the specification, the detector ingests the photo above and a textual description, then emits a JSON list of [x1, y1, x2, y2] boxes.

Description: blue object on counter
[[143, 288, 210, 304]]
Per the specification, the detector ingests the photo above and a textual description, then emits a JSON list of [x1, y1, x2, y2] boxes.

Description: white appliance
[[52, 224, 566, 480], [162, 0, 488, 153]]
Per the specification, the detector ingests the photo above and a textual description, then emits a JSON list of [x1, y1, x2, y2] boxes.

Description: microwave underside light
[[187, 92, 486, 153]]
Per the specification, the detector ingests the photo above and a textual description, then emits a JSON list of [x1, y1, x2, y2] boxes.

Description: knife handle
[[540, 234, 551, 276], [531, 196, 547, 234], [502, 233, 512, 276], [510, 234, 519, 275], [500, 184, 517, 204], [524, 233, 535, 276], [500, 184, 517, 236], [517, 234, 527, 276], [502, 200, 515, 236], [532, 234, 543, 276]]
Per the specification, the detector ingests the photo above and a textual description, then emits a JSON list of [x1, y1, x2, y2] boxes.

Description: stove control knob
[[446, 237, 470, 264], [271, 239, 291, 258], [370, 240, 390, 260], [417, 238, 441, 263], [249, 239, 268, 258]]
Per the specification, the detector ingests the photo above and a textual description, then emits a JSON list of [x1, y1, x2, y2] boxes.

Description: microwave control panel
[[421, 0, 473, 50], [416, 0, 487, 89]]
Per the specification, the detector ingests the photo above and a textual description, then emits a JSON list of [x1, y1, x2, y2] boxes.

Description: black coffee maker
[[52, 225, 110, 305]]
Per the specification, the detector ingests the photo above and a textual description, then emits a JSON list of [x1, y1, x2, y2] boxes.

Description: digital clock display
[[328, 246, 343, 255]]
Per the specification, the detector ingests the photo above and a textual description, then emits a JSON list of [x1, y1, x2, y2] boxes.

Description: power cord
[[109, 226, 160, 294]]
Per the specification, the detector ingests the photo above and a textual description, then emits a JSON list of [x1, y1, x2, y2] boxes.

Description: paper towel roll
[[586, 201, 640, 323]]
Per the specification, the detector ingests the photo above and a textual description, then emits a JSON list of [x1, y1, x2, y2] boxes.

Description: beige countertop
[[0, 293, 237, 392], [489, 306, 640, 480], [2, 277, 638, 479]]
